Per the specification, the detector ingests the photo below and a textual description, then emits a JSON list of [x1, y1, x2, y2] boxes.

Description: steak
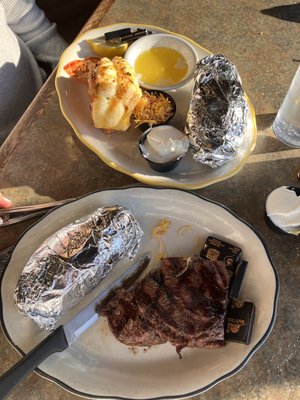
[[100, 256, 230, 355]]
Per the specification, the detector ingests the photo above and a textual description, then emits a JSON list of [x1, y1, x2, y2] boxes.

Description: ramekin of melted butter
[[134, 47, 188, 86], [124, 33, 198, 91]]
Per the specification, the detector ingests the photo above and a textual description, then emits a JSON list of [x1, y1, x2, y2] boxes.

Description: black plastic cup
[[135, 89, 176, 132], [138, 127, 185, 173]]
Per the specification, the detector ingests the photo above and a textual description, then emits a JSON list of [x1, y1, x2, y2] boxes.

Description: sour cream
[[141, 125, 190, 163], [266, 186, 300, 235]]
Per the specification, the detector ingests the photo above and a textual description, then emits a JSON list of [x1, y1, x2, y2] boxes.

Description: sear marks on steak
[[100, 256, 230, 356]]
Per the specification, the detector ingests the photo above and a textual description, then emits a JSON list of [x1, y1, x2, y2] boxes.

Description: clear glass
[[272, 64, 300, 148]]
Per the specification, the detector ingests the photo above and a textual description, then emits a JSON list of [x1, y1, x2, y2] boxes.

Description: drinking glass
[[272, 64, 300, 148]]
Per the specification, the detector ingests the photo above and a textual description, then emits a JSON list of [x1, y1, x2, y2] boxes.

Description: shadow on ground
[[261, 3, 300, 23]]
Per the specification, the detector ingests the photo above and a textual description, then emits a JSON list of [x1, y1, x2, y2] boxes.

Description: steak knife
[[0, 252, 151, 398]]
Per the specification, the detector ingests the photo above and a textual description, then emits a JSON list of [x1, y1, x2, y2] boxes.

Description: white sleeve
[[1, 0, 67, 68]]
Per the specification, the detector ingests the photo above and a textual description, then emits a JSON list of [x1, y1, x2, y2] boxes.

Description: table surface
[[0, 1, 299, 399]]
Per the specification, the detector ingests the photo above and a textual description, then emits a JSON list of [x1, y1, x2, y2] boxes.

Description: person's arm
[[2, 0, 67, 69]]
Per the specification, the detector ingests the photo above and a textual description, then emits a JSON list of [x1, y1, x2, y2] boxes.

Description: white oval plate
[[55, 23, 257, 190], [1, 187, 278, 399]]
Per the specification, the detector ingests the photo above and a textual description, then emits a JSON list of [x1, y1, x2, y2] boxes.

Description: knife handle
[[0, 325, 68, 399]]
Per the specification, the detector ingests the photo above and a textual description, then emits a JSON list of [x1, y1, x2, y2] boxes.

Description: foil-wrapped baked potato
[[185, 54, 248, 168], [14, 205, 143, 330]]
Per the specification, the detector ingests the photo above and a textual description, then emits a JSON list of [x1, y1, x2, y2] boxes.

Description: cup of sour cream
[[139, 125, 190, 172]]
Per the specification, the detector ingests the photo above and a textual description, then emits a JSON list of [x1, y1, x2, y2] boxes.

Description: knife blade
[[63, 251, 151, 345], [0, 252, 151, 398]]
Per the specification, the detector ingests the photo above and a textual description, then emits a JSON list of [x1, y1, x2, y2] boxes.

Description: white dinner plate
[[1, 187, 278, 399], [55, 23, 257, 190]]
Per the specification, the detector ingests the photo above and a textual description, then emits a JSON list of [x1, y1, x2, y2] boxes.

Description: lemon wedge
[[87, 38, 128, 58]]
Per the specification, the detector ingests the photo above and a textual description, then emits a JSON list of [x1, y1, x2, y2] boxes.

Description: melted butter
[[134, 47, 188, 86]]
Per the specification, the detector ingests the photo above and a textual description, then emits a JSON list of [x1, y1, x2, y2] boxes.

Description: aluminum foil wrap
[[185, 54, 248, 168], [14, 205, 143, 331]]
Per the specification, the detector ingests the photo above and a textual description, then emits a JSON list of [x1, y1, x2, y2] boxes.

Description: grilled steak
[[100, 256, 230, 355]]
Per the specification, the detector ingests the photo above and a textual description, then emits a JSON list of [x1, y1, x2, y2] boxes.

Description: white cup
[[272, 64, 300, 148]]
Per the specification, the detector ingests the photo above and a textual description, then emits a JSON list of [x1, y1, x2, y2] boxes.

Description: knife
[[0, 252, 151, 398]]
